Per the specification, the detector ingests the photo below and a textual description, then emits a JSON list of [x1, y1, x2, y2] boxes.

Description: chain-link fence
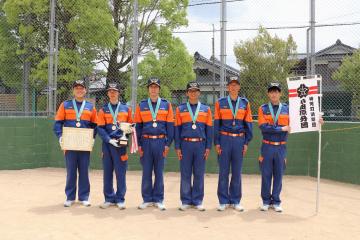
[[0, 0, 359, 121]]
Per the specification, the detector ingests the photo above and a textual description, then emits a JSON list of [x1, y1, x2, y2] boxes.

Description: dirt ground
[[0, 168, 359, 240]]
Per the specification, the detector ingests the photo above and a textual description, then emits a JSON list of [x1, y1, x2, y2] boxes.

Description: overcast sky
[[173, 0, 360, 68]]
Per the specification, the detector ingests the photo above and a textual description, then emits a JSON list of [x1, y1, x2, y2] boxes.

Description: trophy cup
[[117, 122, 136, 146]]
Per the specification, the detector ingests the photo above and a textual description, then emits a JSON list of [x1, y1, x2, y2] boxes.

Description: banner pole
[[316, 75, 323, 214]]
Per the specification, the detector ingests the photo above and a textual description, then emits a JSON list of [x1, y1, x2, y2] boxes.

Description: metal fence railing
[[0, 0, 359, 121]]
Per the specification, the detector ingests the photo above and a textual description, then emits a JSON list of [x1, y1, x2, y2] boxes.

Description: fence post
[[131, 0, 139, 113], [310, 0, 316, 75], [48, 0, 56, 116], [220, 0, 227, 98]]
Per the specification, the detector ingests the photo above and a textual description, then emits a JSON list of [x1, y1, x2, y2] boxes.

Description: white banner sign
[[287, 77, 320, 133], [61, 127, 94, 151]]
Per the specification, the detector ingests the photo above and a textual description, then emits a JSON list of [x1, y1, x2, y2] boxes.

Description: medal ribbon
[[186, 101, 201, 125], [227, 96, 240, 120], [148, 98, 161, 122], [268, 102, 283, 125], [72, 99, 86, 122], [108, 102, 120, 125], [130, 125, 138, 154]]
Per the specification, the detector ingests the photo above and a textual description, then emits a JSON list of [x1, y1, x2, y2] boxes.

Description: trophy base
[[118, 139, 128, 146]]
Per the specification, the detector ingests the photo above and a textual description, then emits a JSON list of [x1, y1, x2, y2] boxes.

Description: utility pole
[[48, 0, 56, 116], [306, 28, 311, 75], [220, 0, 227, 97], [310, 0, 316, 74], [212, 24, 216, 105], [54, 28, 59, 112], [131, 0, 139, 112]]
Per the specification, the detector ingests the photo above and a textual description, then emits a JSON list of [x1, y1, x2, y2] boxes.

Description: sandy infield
[[0, 168, 359, 240]]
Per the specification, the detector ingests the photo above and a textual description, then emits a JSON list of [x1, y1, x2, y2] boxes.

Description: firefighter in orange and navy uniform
[[134, 77, 174, 211], [214, 76, 253, 212], [174, 82, 213, 211], [257, 82, 290, 212], [53, 80, 97, 207], [97, 82, 132, 210]]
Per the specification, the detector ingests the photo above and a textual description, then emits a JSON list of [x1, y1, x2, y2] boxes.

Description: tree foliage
[[104, 0, 189, 86], [233, 27, 297, 113], [1, 0, 118, 91], [126, 37, 195, 101], [333, 49, 360, 117]]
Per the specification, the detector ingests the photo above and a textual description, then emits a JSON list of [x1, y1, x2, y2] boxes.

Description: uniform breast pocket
[[278, 115, 289, 126], [264, 115, 274, 125], [140, 111, 153, 122], [197, 112, 208, 123], [157, 110, 169, 121], [117, 112, 129, 122], [81, 110, 92, 121], [105, 115, 113, 124], [219, 108, 232, 119], [64, 109, 76, 120], [236, 108, 246, 119]]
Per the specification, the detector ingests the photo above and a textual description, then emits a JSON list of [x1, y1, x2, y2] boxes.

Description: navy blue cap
[[72, 80, 86, 88], [267, 82, 282, 92], [186, 81, 200, 91], [227, 76, 240, 85], [106, 82, 119, 91], [147, 77, 161, 87]]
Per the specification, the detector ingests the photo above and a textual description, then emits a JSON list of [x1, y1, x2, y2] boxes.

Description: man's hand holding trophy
[[109, 122, 137, 151], [118, 122, 136, 146]]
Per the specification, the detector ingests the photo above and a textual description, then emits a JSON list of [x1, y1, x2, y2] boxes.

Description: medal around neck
[[148, 98, 161, 128], [108, 102, 120, 131], [72, 99, 86, 128], [227, 96, 240, 127], [187, 101, 201, 131], [268, 102, 282, 126]]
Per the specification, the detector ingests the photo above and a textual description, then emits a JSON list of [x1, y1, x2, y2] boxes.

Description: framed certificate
[[61, 127, 94, 151]]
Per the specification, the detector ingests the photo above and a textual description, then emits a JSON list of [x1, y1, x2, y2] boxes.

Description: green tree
[[333, 49, 360, 118], [2, 0, 118, 100], [126, 37, 195, 102], [0, 1, 22, 89], [104, 0, 189, 87], [233, 27, 297, 114]]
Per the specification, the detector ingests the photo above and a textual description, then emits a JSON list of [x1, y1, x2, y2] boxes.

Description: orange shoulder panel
[[55, 102, 65, 121], [134, 105, 142, 123], [97, 109, 106, 126], [206, 108, 213, 126], [214, 101, 220, 120], [258, 106, 267, 126], [244, 102, 253, 122], [167, 103, 174, 123]]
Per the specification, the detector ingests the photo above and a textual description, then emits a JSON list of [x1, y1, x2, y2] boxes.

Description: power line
[[173, 21, 360, 33], [111, 0, 245, 7], [188, 0, 245, 7], [189, 0, 214, 3]]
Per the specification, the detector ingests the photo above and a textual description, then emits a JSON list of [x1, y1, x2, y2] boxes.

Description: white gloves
[[109, 139, 120, 147], [59, 137, 63, 148]]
